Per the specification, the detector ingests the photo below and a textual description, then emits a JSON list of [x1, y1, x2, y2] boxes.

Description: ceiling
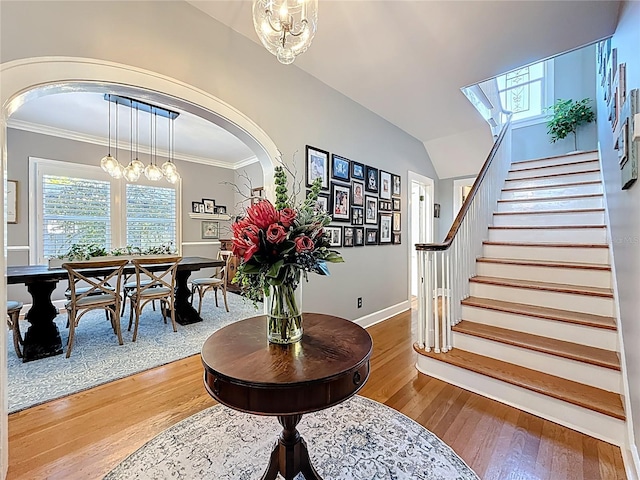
[[7, 1, 621, 176]]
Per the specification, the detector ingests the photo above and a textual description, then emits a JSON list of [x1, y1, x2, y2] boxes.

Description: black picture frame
[[331, 154, 350, 182], [365, 195, 378, 224], [351, 179, 364, 206], [392, 198, 401, 211], [215, 205, 227, 215], [379, 170, 392, 200], [354, 227, 365, 246], [192, 201, 202, 213], [365, 166, 379, 193], [351, 206, 364, 225], [202, 198, 215, 214], [392, 174, 401, 197], [325, 226, 342, 247], [352, 162, 365, 180], [343, 227, 355, 247], [307, 191, 330, 213], [306, 145, 330, 190], [198, 203, 205, 214], [379, 200, 392, 212], [379, 213, 392, 244], [331, 183, 351, 222], [392, 232, 401, 245], [365, 228, 379, 245]]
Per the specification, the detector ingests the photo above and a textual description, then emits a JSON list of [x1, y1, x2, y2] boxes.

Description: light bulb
[[100, 154, 119, 174], [144, 163, 164, 181], [131, 158, 145, 174], [123, 164, 141, 182], [165, 170, 180, 184], [110, 163, 125, 179], [161, 161, 177, 176]]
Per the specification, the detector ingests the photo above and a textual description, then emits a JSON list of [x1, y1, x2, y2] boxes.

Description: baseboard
[[354, 300, 410, 329], [622, 444, 640, 480]]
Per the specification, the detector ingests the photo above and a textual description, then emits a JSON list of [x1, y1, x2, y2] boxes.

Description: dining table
[[6, 256, 224, 362]]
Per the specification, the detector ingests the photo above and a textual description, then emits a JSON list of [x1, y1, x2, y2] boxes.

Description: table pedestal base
[[261, 414, 322, 480], [174, 270, 203, 325], [23, 280, 63, 362]]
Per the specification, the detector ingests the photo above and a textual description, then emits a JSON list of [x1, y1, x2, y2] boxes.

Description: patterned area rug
[[105, 395, 479, 480], [8, 292, 259, 413]]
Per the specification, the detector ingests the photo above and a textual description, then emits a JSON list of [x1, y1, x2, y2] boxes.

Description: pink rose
[[279, 208, 297, 228], [266, 223, 287, 244], [247, 200, 279, 230], [295, 235, 314, 253]]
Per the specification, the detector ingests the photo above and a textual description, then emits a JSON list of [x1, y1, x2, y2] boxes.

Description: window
[[497, 59, 554, 124], [30, 158, 180, 264]]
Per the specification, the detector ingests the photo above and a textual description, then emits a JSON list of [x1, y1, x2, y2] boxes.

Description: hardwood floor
[[7, 309, 627, 479]]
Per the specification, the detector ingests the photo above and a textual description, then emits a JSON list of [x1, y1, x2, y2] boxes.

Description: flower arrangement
[[546, 98, 595, 151], [231, 166, 343, 343]]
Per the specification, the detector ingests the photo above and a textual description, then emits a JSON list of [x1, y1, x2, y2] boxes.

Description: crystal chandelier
[[102, 94, 180, 184], [252, 0, 318, 65]]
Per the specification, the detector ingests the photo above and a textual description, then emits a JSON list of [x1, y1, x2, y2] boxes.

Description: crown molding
[[6, 119, 257, 170]]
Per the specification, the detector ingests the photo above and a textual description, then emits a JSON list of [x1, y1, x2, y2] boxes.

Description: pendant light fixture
[[109, 101, 125, 179], [123, 104, 141, 182], [144, 108, 164, 181], [163, 112, 180, 184], [100, 94, 120, 174]]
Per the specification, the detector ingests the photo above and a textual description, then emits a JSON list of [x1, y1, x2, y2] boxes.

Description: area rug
[[7, 292, 259, 413], [105, 395, 479, 480]]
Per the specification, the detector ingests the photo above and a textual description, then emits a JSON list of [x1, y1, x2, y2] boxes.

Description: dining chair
[[190, 250, 231, 314], [7, 300, 24, 358], [128, 256, 181, 342], [121, 274, 157, 316], [63, 259, 129, 358]]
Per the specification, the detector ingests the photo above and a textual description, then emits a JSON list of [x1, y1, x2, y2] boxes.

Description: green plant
[[55, 242, 176, 261], [545, 98, 595, 151]]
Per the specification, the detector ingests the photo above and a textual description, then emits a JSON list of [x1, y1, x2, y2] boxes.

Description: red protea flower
[[266, 223, 287, 244], [247, 200, 279, 230], [294, 235, 314, 253], [279, 208, 297, 228], [231, 222, 261, 261]]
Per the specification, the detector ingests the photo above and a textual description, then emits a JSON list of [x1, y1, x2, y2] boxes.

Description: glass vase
[[265, 282, 303, 344]]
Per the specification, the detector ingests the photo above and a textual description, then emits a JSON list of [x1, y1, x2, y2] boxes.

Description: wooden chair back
[[131, 256, 182, 296], [63, 259, 129, 306]]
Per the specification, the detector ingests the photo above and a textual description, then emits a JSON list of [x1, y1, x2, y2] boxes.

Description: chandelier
[[252, 0, 318, 65], [100, 94, 180, 184]]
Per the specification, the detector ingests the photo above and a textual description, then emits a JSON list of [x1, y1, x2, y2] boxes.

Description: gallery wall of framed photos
[[306, 145, 402, 247]]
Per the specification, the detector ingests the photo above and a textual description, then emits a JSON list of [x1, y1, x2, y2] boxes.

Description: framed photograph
[[379, 171, 392, 200], [352, 162, 365, 180], [331, 183, 351, 222], [365, 195, 378, 224], [325, 226, 342, 247], [7, 180, 17, 224], [201, 220, 219, 239], [392, 198, 401, 211], [617, 120, 628, 167], [351, 180, 364, 206], [251, 187, 264, 205], [434, 203, 441, 218], [392, 174, 401, 197], [308, 191, 330, 213], [354, 227, 365, 246], [392, 232, 401, 245], [215, 205, 227, 215], [191, 202, 202, 214], [343, 227, 354, 247], [365, 228, 378, 246], [351, 206, 364, 225], [198, 203, 205, 214], [379, 213, 392, 244], [619, 63, 627, 106], [306, 145, 330, 190], [365, 166, 379, 193], [202, 198, 216, 214], [379, 200, 392, 212], [331, 154, 350, 182], [393, 212, 401, 232]]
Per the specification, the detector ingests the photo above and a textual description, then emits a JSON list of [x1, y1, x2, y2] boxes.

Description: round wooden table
[[201, 313, 373, 480]]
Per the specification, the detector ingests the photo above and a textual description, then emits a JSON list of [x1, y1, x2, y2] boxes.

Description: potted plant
[[545, 98, 595, 152], [48, 242, 176, 268]]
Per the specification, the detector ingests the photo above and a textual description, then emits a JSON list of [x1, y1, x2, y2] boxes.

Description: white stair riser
[[504, 171, 601, 189], [415, 356, 626, 446], [497, 196, 603, 212], [511, 152, 599, 170], [508, 161, 600, 180], [476, 262, 612, 289], [502, 183, 603, 199], [483, 244, 610, 265], [493, 210, 605, 227], [461, 305, 618, 350], [453, 333, 621, 393], [470, 282, 614, 316], [488, 227, 607, 243]]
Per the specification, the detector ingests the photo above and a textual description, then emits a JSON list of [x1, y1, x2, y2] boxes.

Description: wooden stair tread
[[477, 257, 611, 271], [489, 224, 606, 230], [471, 275, 612, 297], [509, 159, 599, 174], [414, 347, 625, 420], [483, 241, 608, 249], [504, 169, 600, 182], [493, 208, 604, 216], [498, 193, 603, 203], [510, 150, 598, 165], [453, 321, 620, 370], [502, 180, 601, 192], [461, 296, 616, 330]]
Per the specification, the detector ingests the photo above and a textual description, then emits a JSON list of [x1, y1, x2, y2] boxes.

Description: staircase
[[415, 151, 626, 445]]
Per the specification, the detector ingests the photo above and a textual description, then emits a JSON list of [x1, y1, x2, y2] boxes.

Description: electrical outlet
[[357, 297, 362, 308]]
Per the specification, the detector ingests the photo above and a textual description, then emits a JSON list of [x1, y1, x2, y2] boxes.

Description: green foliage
[[545, 98, 595, 143], [56, 242, 176, 261], [274, 166, 290, 210]]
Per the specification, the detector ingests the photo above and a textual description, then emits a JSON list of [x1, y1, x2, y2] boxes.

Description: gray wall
[[233, 161, 264, 221], [512, 44, 599, 161], [1, 1, 438, 320], [596, 1, 640, 461]]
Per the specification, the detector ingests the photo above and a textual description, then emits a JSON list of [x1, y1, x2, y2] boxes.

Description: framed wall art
[[331, 154, 350, 182], [7, 180, 17, 224], [379, 213, 392, 244], [392, 174, 401, 197], [352, 162, 365, 181], [354, 227, 364, 246], [325, 226, 343, 247], [201, 220, 219, 239], [365, 195, 378, 224], [365, 228, 378, 245], [202, 198, 215, 214], [331, 183, 351, 221], [343, 227, 354, 247], [352, 180, 364, 206], [351, 206, 364, 225], [379, 171, 392, 200], [365, 166, 379, 193], [306, 145, 330, 190]]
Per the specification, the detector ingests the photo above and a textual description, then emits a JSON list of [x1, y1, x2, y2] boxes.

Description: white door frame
[[453, 176, 477, 218], [408, 171, 435, 300]]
